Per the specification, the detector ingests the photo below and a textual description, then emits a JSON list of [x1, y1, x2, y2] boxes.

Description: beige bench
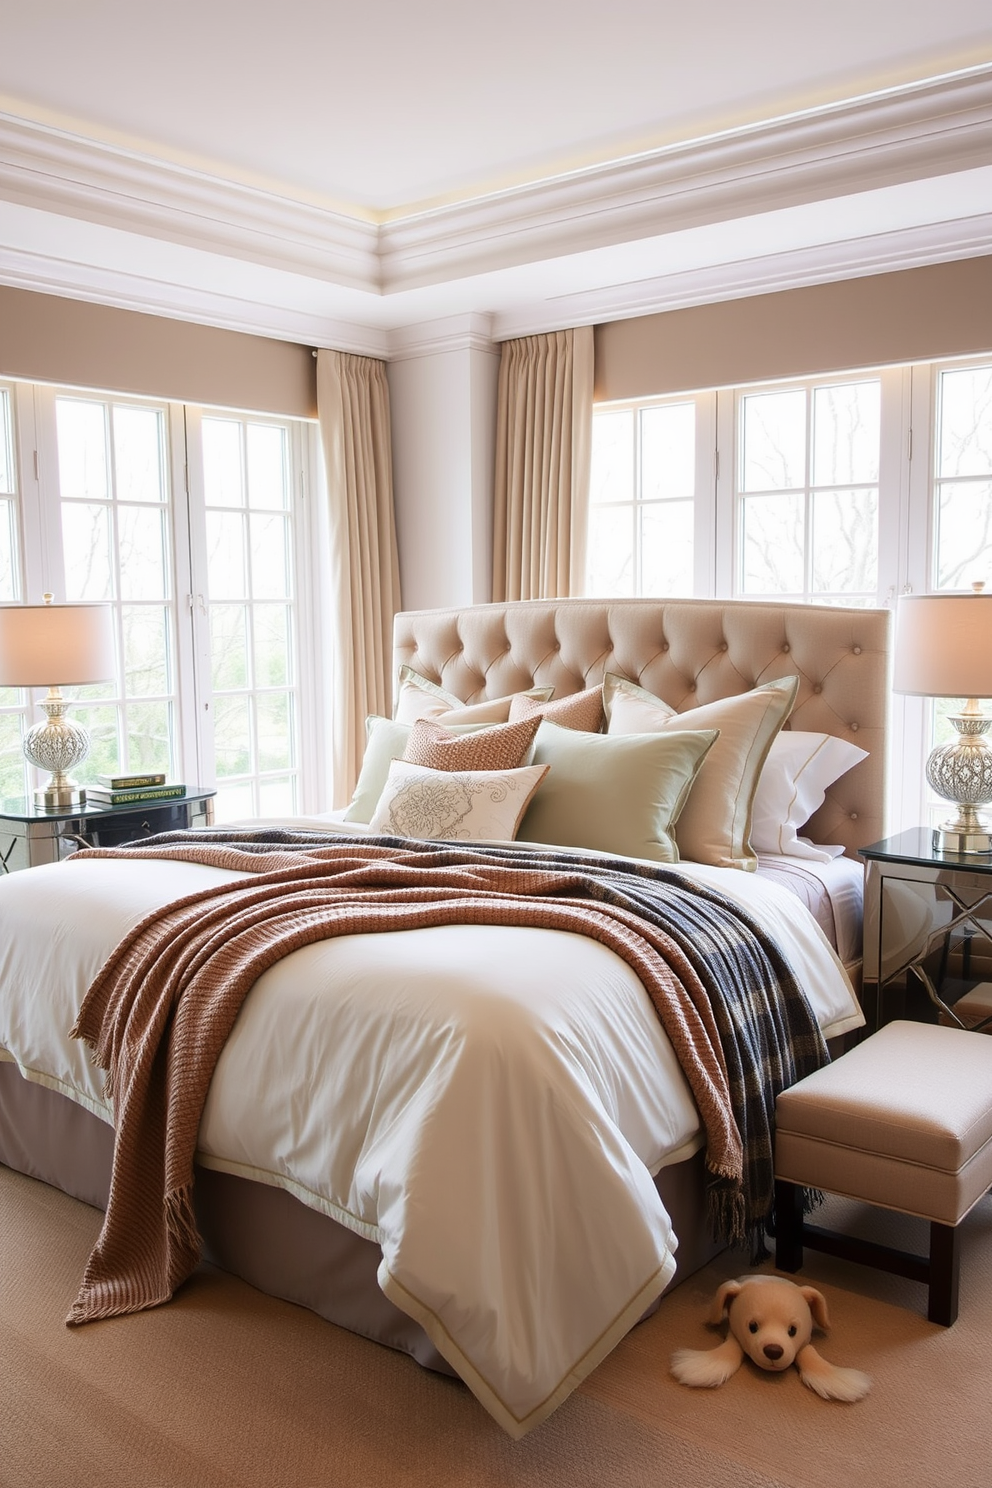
[[774, 1020, 992, 1325]]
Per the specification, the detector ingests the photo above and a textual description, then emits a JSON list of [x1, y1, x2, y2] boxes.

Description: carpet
[[2, 1163, 989, 1488]]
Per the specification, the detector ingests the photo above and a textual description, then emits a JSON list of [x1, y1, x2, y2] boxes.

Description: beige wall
[[0, 287, 316, 417], [594, 256, 992, 401]]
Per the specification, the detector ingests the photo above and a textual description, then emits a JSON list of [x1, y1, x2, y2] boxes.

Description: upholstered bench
[[774, 1020, 992, 1325]]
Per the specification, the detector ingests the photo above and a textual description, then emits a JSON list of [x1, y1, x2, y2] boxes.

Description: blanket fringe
[[165, 1183, 201, 1264]]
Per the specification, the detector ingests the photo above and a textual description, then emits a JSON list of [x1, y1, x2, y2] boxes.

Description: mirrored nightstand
[[0, 789, 216, 874]]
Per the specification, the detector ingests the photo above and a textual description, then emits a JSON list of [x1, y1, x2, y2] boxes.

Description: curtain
[[492, 326, 594, 602], [316, 348, 401, 807]]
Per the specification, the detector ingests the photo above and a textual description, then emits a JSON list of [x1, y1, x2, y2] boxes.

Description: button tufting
[[662, 642, 669, 651], [850, 812, 859, 820], [781, 643, 790, 653], [813, 684, 822, 694], [719, 642, 728, 652], [850, 722, 859, 732], [853, 645, 862, 655]]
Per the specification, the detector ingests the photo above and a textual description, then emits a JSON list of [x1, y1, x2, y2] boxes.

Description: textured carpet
[[2, 1162, 990, 1488]]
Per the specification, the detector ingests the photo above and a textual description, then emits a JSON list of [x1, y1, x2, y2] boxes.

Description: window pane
[[813, 383, 880, 486], [246, 424, 288, 510], [114, 406, 165, 504], [213, 782, 254, 822], [0, 500, 16, 601], [62, 503, 114, 601], [0, 711, 25, 800], [0, 390, 13, 494], [587, 505, 634, 595], [811, 490, 878, 593], [640, 501, 693, 596], [254, 605, 290, 688], [259, 777, 295, 815], [257, 691, 293, 772], [56, 399, 108, 501], [935, 481, 992, 590], [206, 511, 247, 599], [126, 700, 173, 775], [939, 368, 992, 479], [641, 404, 694, 501], [741, 390, 806, 492], [202, 419, 244, 507], [211, 604, 249, 691], [71, 704, 120, 783], [122, 606, 169, 696], [214, 694, 252, 777], [741, 493, 804, 592], [250, 514, 290, 600], [118, 506, 168, 601], [590, 410, 633, 504]]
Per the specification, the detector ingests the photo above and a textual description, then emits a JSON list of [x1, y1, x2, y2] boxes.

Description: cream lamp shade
[[893, 587, 992, 854], [0, 597, 116, 810]]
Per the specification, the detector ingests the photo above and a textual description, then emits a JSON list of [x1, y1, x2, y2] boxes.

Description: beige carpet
[[2, 1162, 990, 1488]]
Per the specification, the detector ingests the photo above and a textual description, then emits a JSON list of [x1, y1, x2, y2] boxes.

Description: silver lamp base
[[23, 688, 90, 812], [927, 708, 992, 855]]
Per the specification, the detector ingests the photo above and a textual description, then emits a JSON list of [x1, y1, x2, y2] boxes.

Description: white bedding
[[0, 821, 863, 1437]]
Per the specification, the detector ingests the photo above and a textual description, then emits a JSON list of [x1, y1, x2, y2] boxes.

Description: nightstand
[[0, 788, 216, 874], [861, 828, 992, 1033]]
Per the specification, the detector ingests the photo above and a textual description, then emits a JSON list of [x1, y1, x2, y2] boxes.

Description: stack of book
[[84, 773, 187, 806]]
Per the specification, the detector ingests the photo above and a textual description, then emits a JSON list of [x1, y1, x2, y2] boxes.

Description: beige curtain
[[317, 349, 401, 807], [492, 326, 594, 602]]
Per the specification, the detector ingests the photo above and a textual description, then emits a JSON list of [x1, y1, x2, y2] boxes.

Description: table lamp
[[0, 595, 116, 809], [893, 583, 992, 854]]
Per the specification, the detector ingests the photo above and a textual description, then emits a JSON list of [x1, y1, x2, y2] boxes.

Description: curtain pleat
[[492, 326, 594, 602], [317, 349, 401, 806]]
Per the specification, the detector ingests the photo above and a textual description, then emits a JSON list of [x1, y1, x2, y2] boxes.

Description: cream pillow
[[750, 730, 868, 860], [345, 715, 491, 823], [369, 759, 549, 842], [603, 672, 799, 870], [393, 666, 553, 724], [516, 719, 719, 864]]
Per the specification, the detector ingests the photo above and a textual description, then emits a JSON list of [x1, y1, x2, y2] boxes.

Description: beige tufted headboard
[[393, 596, 891, 858]]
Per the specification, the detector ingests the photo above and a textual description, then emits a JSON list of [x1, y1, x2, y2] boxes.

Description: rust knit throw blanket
[[65, 832, 826, 1326]]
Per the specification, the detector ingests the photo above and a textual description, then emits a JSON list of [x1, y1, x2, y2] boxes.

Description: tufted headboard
[[393, 596, 891, 858]]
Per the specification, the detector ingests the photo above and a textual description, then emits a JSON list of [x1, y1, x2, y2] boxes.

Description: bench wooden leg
[[928, 1221, 960, 1327], [775, 1179, 805, 1273]]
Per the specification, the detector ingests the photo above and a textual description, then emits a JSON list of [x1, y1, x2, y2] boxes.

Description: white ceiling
[[1, 1, 992, 353]]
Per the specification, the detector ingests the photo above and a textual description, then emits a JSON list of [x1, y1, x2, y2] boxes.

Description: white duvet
[[0, 822, 863, 1437]]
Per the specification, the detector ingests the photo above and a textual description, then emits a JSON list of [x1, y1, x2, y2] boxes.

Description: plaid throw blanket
[[66, 830, 827, 1325]]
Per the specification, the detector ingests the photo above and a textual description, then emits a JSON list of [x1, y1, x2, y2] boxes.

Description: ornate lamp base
[[23, 688, 90, 811], [927, 707, 992, 855]]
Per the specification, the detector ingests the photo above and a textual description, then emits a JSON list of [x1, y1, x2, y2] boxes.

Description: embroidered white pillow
[[750, 730, 869, 861], [603, 672, 798, 871], [345, 716, 494, 823], [369, 759, 550, 842], [393, 666, 553, 724]]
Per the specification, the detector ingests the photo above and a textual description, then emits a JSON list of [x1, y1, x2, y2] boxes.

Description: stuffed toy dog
[[671, 1274, 871, 1402]]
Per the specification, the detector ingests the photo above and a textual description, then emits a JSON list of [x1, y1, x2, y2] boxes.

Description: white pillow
[[750, 730, 869, 861], [369, 759, 550, 842]]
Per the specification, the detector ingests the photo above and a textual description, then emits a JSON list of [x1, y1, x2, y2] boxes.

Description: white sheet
[[0, 823, 863, 1437]]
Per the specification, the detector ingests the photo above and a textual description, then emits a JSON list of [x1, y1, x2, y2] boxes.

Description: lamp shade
[[893, 592, 992, 699], [0, 601, 116, 687]]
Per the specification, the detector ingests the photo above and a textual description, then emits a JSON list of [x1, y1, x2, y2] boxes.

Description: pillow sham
[[515, 719, 719, 863], [345, 715, 489, 823], [393, 666, 553, 724], [402, 715, 541, 773], [750, 730, 869, 861], [603, 671, 798, 871], [369, 759, 549, 842], [508, 685, 605, 734]]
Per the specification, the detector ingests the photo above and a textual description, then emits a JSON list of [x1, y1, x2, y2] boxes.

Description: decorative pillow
[[603, 672, 799, 871], [345, 715, 491, 823], [402, 715, 541, 773], [516, 719, 719, 863], [369, 759, 549, 842], [508, 685, 605, 734], [393, 666, 553, 724], [750, 730, 869, 861]]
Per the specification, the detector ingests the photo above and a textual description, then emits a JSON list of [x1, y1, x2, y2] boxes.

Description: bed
[[0, 595, 889, 1438]]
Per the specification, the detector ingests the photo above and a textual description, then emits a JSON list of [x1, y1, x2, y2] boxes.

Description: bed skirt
[[0, 1060, 721, 1372]]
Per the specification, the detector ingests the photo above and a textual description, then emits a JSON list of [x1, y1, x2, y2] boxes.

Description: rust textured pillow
[[508, 685, 604, 733], [402, 715, 541, 773]]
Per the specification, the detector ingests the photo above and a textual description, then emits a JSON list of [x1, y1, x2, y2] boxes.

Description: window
[[0, 381, 322, 821], [933, 364, 992, 590]]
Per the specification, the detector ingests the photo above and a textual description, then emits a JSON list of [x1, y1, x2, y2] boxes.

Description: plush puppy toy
[[671, 1274, 871, 1402]]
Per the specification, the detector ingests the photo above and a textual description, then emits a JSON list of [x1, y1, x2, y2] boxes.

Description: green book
[[96, 772, 166, 790], [84, 784, 186, 806]]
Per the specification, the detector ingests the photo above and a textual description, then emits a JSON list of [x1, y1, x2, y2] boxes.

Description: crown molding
[[1, 67, 991, 304], [385, 313, 498, 361], [490, 213, 992, 339], [379, 66, 992, 292]]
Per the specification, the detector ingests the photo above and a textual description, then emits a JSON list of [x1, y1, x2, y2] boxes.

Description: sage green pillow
[[516, 719, 720, 863], [345, 715, 490, 823]]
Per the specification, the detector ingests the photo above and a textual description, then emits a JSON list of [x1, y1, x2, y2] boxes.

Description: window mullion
[[178, 406, 215, 792], [714, 389, 736, 597]]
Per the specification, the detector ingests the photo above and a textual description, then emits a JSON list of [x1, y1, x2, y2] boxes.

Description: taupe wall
[[594, 256, 992, 401], [0, 287, 316, 417]]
